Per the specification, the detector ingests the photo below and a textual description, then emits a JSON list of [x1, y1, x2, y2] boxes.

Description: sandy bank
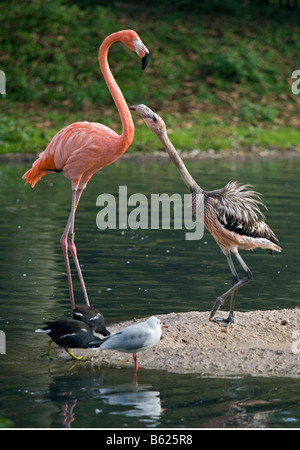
[[64, 308, 300, 378]]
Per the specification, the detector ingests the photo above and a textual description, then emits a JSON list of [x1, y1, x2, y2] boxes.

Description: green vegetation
[[1, 0, 300, 154], [0, 416, 13, 428]]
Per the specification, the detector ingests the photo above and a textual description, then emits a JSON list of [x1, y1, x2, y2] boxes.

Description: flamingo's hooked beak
[[133, 39, 149, 70], [129, 104, 157, 121], [141, 52, 149, 70]]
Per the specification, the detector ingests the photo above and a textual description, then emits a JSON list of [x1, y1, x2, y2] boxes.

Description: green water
[[0, 156, 299, 428]]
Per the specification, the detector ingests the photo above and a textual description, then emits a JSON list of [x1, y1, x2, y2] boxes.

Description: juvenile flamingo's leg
[[209, 251, 252, 327]]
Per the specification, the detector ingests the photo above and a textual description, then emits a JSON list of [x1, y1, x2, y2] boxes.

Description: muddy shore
[[63, 309, 300, 378]]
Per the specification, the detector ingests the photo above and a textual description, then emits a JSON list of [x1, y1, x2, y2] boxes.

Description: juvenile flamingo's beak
[[129, 104, 157, 122]]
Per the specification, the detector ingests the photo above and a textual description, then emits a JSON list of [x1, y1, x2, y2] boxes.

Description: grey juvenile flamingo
[[130, 104, 281, 327]]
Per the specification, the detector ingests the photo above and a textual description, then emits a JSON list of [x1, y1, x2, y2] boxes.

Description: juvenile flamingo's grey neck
[[158, 132, 201, 194]]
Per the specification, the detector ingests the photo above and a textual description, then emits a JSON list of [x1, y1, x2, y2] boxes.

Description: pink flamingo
[[22, 31, 149, 310], [129, 105, 282, 327]]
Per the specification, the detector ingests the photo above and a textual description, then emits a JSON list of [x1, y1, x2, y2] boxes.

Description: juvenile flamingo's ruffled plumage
[[129, 104, 281, 327]]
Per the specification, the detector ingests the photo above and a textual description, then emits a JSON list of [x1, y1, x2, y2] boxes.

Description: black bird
[[35, 319, 103, 360], [71, 305, 110, 336]]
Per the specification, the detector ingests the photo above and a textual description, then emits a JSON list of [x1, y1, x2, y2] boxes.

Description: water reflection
[[30, 361, 300, 429], [42, 364, 165, 428], [97, 384, 164, 426]]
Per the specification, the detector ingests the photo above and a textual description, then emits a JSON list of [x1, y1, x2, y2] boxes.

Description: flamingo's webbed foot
[[211, 314, 234, 328], [209, 296, 224, 321], [209, 296, 234, 327]]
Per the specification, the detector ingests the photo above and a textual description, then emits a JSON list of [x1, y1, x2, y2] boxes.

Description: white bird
[[94, 316, 165, 371]]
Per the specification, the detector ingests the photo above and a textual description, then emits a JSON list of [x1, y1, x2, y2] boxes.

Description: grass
[[132, 114, 300, 153], [1, 0, 300, 154]]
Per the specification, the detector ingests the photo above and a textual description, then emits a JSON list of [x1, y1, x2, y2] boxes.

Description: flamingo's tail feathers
[[240, 236, 282, 254], [22, 161, 48, 188], [22, 151, 60, 188], [266, 242, 282, 255]]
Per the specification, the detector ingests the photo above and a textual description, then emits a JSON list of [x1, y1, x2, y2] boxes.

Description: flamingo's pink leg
[[68, 189, 90, 307], [60, 212, 75, 310], [68, 239, 90, 307], [60, 189, 90, 309]]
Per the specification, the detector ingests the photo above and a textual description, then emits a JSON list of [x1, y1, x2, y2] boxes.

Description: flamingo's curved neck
[[159, 133, 200, 193], [99, 34, 134, 152]]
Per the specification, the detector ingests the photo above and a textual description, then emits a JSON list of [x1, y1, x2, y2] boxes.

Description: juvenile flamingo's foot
[[209, 297, 235, 327], [211, 314, 234, 328], [209, 296, 224, 321]]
